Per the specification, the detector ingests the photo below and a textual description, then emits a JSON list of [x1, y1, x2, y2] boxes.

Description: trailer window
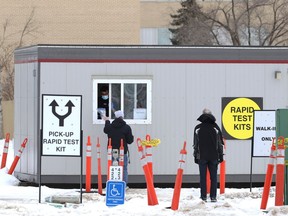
[[93, 79, 152, 124]]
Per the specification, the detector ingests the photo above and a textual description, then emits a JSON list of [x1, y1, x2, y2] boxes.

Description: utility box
[[276, 109, 288, 205]]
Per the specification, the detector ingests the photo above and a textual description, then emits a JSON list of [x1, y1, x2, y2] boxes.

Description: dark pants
[[198, 159, 218, 199]]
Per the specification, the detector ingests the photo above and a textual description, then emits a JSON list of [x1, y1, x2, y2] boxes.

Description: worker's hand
[[102, 116, 109, 121]]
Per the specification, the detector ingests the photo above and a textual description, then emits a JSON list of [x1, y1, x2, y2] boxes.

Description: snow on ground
[[1, 140, 288, 216]]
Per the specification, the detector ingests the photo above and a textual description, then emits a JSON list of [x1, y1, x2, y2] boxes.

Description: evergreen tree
[[169, 0, 213, 45]]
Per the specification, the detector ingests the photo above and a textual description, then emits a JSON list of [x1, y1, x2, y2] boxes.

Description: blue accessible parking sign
[[106, 180, 126, 206]]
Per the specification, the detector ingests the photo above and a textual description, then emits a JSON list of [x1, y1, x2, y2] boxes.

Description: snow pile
[[0, 167, 20, 186], [0, 139, 19, 186]]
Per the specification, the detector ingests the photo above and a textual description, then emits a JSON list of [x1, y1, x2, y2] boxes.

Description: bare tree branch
[[170, 0, 288, 46], [0, 7, 39, 100], [18, 8, 39, 47]]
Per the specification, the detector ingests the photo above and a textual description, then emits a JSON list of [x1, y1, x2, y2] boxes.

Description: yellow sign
[[140, 139, 161, 147], [222, 97, 261, 139]]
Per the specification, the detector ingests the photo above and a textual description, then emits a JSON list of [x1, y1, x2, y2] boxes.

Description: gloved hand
[[218, 155, 224, 163], [194, 158, 199, 164], [102, 116, 109, 121]]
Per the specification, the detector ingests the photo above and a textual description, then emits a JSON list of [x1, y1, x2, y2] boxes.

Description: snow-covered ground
[[1, 139, 287, 216]]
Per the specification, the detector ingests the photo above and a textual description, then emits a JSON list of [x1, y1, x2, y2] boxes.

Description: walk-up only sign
[[41, 94, 82, 156], [252, 110, 276, 157]]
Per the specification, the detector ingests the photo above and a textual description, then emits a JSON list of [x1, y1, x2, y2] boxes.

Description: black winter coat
[[104, 118, 134, 154], [193, 114, 224, 161]]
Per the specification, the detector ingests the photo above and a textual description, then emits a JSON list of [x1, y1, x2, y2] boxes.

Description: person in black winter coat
[[193, 108, 224, 202], [103, 110, 134, 184]]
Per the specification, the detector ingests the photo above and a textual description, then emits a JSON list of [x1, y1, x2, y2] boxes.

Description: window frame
[[93, 78, 152, 124]]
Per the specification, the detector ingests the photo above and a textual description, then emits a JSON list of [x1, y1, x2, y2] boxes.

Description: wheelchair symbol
[[110, 184, 120, 196]]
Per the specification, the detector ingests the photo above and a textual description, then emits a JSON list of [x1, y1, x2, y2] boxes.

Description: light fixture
[[275, 71, 281, 80]]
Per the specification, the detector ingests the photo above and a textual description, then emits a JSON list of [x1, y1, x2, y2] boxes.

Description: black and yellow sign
[[222, 97, 263, 140]]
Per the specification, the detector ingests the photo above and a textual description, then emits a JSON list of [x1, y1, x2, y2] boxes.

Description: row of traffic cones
[[136, 136, 226, 210], [85, 136, 103, 194], [84, 135, 226, 210], [85, 136, 125, 194]]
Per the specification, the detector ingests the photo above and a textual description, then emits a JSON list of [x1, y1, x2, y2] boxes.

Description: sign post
[[250, 110, 276, 192], [39, 94, 82, 203], [42, 95, 82, 156]]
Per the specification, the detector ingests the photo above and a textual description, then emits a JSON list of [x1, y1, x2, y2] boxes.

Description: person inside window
[[98, 86, 109, 119]]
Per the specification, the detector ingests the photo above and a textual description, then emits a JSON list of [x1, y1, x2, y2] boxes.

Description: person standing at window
[[103, 110, 134, 185], [193, 108, 224, 202]]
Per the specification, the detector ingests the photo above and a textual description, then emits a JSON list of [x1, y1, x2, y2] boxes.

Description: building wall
[[1, 0, 140, 45], [140, 1, 180, 28], [0, 0, 184, 46], [140, 0, 214, 28], [1, 0, 281, 45]]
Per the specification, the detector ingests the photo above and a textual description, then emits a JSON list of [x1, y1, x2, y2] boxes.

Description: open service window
[[93, 79, 152, 124]]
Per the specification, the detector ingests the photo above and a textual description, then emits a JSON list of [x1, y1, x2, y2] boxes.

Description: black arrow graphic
[[49, 100, 75, 126]]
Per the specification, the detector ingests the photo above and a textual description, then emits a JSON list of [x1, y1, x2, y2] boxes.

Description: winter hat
[[202, 108, 212, 114], [115, 110, 124, 118]]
